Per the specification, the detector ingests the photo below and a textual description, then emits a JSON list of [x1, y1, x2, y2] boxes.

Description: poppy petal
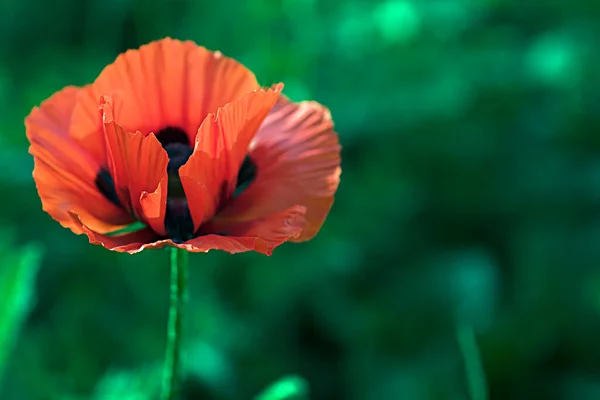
[[101, 96, 169, 236], [218, 97, 341, 241], [72, 37, 260, 145], [69, 212, 159, 253], [179, 84, 283, 231], [25, 86, 133, 234], [176, 205, 306, 255], [72, 205, 305, 254], [68, 86, 108, 166]]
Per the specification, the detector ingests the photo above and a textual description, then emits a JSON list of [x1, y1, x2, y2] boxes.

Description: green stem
[[456, 324, 488, 400], [160, 247, 189, 400]]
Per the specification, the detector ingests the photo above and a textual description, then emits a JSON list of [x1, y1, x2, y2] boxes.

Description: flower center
[[158, 127, 195, 243], [165, 142, 193, 182], [156, 126, 190, 147], [94, 126, 258, 243]]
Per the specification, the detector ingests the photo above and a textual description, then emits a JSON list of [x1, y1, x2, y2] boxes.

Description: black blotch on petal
[[234, 156, 257, 198], [95, 168, 121, 207]]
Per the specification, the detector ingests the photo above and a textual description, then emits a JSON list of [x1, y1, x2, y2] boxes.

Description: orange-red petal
[[179, 84, 283, 231], [175, 205, 306, 255], [25, 86, 133, 235], [101, 97, 169, 236], [71, 37, 260, 145], [68, 86, 109, 166], [70, 205, 305, 254], [218, 97, 341, 242], [70, 212, 159, 253]]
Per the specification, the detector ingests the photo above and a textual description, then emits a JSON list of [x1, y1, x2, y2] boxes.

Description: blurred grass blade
[[56, 364, 162, 400], [92, 365, 161, 400], [254, 375, 309, 400], [456, 324, 488, 400], [0, 235, 43, 380]]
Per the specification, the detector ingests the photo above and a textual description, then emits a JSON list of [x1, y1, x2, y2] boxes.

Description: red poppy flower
[[25, 38, 341, 255]]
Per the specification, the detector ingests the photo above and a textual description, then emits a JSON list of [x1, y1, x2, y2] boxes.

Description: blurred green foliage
[[2, 0, 600, 399], [255, 375, 308, 400], [0, 232, 42, 381]]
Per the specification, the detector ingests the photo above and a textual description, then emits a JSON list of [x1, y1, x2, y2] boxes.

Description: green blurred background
[[2, 0, 600, 399]]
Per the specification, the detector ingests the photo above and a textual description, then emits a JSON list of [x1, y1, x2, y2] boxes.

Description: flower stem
[[160, 247, 189, 400], [456, 324, 488, 400]]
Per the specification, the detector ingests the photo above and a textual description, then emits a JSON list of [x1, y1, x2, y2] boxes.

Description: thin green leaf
[[105, 221, 149, 237]]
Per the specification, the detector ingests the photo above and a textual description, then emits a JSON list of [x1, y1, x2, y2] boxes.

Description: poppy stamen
[[165, 198, 194, 243], [156, 126, 190, 147], [160, 127, 195, 242], [165, 143, 193, 177]]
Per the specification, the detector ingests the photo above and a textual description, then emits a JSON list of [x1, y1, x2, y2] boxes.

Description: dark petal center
[[165, 198, 195, 243], [156, 126, 190, 147], [95, 168, 121, 206], [164, 143, 194, 176], [159, 128, 195, 242], [95, 125, 258, 243]]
